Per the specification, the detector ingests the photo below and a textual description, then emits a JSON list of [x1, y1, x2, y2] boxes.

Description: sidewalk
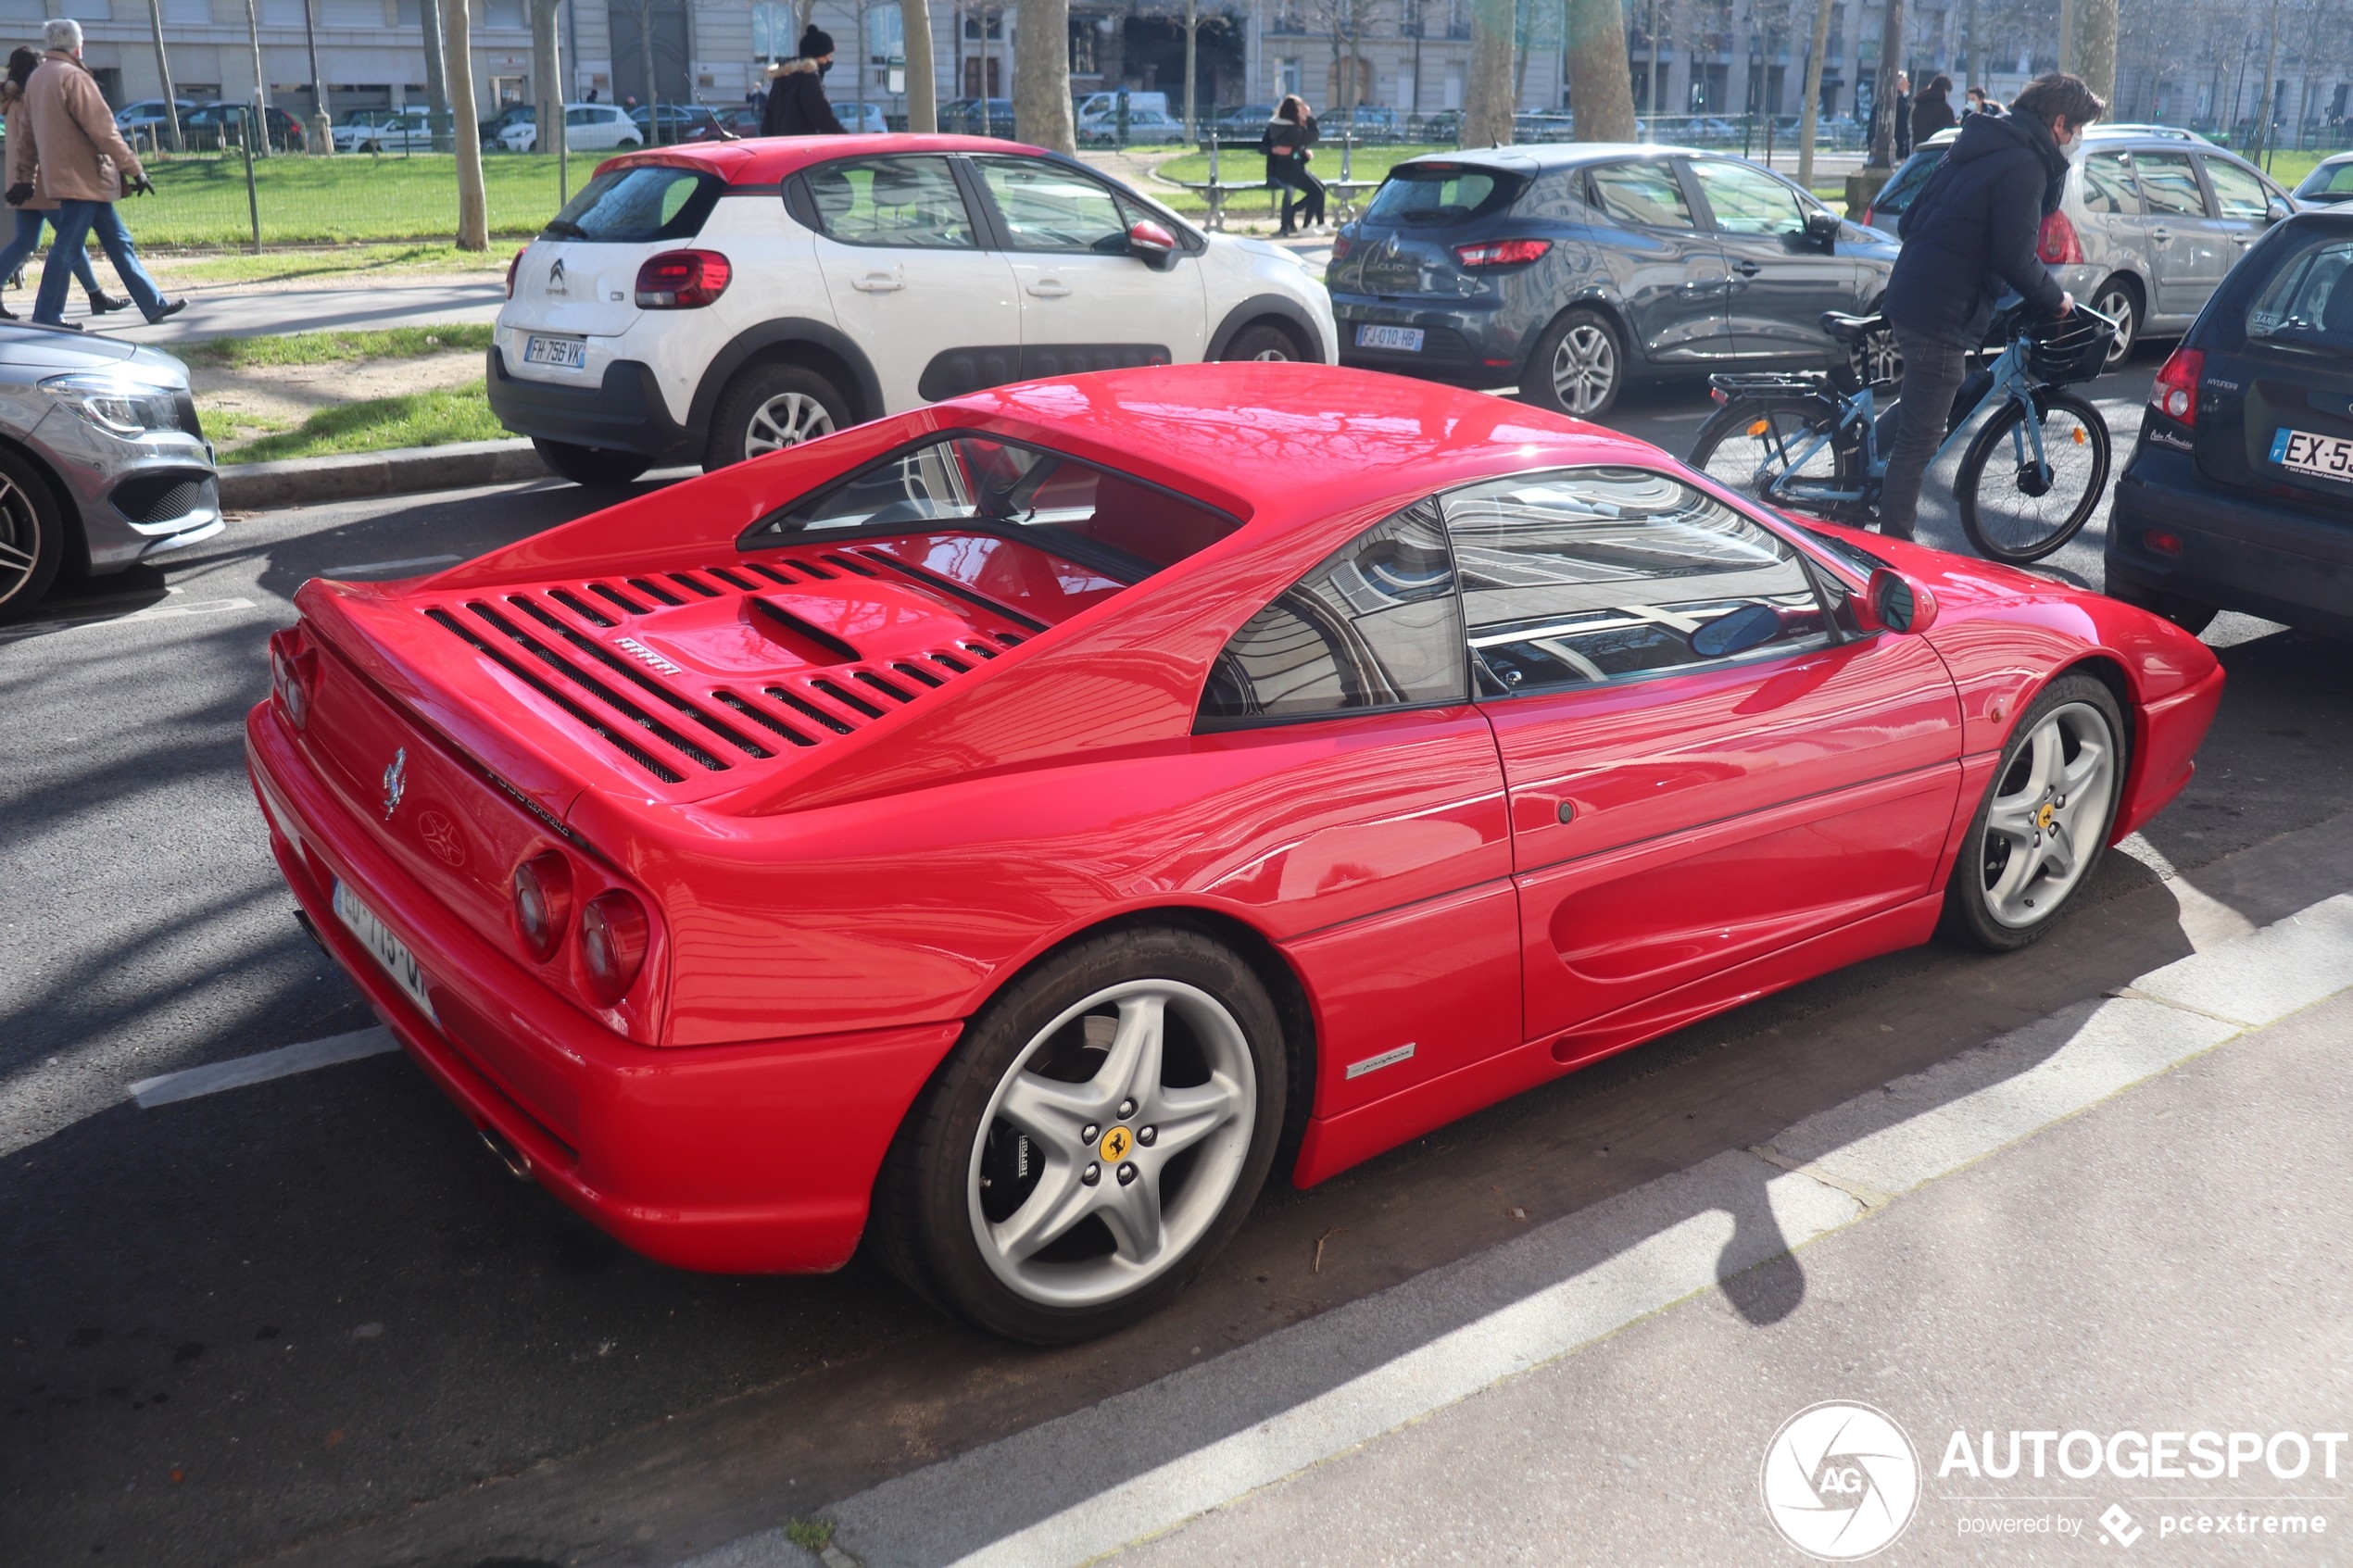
[[101, 279, 506, 345], [692, 892, 2353, 1567]]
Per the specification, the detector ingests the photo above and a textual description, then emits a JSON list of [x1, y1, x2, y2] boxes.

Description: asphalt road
[[5, 353, 2349, 1568]]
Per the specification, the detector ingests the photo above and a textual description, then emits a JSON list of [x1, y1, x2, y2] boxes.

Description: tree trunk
[[2067, 0, 2116, 103], [532, 0, 565, 194], [904, 0, 937, 132], [1866, 0, 1903, 169], [1565, 0, 1636, 141], [1797, 0, 1832, 186], [421, 0, 452, 151], [1183, 0, 1198, 137], [1013, 0, 1074, 154], [1465, 0, 1516, 144], [145, 0, 182, 152], [443, 0, 490, 248]]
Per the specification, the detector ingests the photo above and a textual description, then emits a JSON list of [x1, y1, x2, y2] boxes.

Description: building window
[[1277, 57, 1303, 98]]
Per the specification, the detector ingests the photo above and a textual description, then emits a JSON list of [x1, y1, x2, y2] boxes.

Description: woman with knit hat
[[762, 26, 850, 136]]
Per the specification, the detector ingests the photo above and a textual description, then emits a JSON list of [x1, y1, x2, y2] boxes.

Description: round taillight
[[2164, 387, 2191, 419], [579, 889, 648, 1004], [510, 852, 573, 962]]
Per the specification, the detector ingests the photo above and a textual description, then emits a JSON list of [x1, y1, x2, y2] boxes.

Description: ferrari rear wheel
[[1942, 673, 2127, 951], [871, 926, 1286, 1344]]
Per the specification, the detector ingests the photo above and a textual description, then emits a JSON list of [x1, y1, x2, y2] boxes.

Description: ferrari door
[[1440, 466, 1965, 1044]]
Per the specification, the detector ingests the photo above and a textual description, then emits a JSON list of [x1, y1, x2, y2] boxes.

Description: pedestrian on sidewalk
[[1911, 73, 1957, 144], [19, 20, 182, 330], [0, 45, 123, 321], [761, 27, 848, 136], [1262, 95, 1324, 236], [1876, 71, 2103, 541]]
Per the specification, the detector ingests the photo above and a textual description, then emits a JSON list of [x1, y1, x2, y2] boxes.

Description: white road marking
[[323, 554, 461, 577], [128, 1026, 398, 1110], [686, 893, 2353, 1568]]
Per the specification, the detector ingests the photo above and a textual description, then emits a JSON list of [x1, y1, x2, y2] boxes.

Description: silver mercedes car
[[0, 320, 221, 624]]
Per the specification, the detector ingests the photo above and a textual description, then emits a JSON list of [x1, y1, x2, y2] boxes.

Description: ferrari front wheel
[[871, 926, 1286, 1343], [1943, 673, 2126, 951]]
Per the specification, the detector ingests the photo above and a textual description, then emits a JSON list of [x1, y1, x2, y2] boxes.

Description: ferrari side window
[[1198, 500, 1467, 727], [1441, 466, 1831, 695]]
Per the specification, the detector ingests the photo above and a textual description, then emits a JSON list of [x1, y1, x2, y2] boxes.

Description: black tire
[[1942, 672, 2129, 951], [1688, 395, 1863, 513], [2105, 574, 2220, 636], [1221, 320, 1304, 361], [1524, 306, 1626, 419], [0, 443, 67, 626], [531, 438, 652, 487], [1957, 388, 2110, 564], [2088, 276, 2141, 367], [703, 361, 849, 471], [869, 925, 1288, 1344]]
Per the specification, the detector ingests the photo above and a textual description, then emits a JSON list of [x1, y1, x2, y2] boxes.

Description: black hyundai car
[[1326, 144, 1898, 417], [2106, 210, 2353, 637]]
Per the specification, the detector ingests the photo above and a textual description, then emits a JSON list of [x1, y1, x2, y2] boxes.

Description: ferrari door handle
[[851, 272, 903, 292], [1731, 259, 1764, 276], [1026, 279, 1072, 297]]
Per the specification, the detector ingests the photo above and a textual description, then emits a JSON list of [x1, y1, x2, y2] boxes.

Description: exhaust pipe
[[477, 1125, 534, 1183]]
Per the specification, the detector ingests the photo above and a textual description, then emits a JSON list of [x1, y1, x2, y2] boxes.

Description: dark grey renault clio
[[1327, 144, 1899, 418]]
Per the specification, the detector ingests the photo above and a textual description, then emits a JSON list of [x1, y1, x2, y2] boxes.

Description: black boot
[[87, 290, 128, 315]]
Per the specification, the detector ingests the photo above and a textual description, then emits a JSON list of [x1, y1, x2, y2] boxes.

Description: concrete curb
[[681, 892, 2353, 1568], [217, 436, 551, 511]]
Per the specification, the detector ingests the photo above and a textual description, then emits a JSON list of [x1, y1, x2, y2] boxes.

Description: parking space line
[[685, 891, 2353, 1568], [128, 1026, 398, 1110], [323, 554, 462, 577]]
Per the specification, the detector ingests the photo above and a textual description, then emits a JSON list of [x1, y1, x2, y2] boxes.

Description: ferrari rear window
[[746, 433, 1243, 583]]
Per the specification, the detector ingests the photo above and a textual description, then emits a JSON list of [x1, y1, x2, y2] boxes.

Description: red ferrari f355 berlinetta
[[248, 364, 2222, 1342]]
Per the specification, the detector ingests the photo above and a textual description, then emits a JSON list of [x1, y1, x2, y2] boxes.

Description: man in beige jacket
[[19, 19, 181, 328]]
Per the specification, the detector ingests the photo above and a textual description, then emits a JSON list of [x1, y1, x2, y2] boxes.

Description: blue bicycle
[[1689, 306, 2118, 564]]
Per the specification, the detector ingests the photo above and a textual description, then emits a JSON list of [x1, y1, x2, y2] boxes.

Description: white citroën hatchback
[[489, 134, 1340, 484]]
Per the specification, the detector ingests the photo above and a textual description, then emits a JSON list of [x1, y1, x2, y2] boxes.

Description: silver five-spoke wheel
[[745, 391, 836, 457], [1549, 323, 1617, 415], [968, 980, 1256, 1310], [1977, 700, 2119, 930]]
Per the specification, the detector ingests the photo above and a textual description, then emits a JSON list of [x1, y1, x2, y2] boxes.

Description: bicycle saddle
[[1818, 311, 1884, 344]]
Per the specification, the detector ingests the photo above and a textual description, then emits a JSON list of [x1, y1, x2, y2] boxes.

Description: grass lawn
[[182, 322, 497, 370], [139, 151, 587, 248], [150, 243, 509, 287], [221, 382, 501, 464]]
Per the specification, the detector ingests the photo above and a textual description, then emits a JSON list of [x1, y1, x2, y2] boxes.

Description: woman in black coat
[[1261, 95, 1324, 235], [1911, 73, 1959, 145]]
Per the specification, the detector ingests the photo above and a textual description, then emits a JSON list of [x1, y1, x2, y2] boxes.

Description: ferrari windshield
[[747, 433, 1242, 578]]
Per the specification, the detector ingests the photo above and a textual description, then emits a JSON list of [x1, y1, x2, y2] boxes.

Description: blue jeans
[[35, 200, 165, 324], [0, 207, 97, 297]]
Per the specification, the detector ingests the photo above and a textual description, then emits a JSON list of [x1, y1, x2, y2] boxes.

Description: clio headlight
[[41, 371, 184, 436]]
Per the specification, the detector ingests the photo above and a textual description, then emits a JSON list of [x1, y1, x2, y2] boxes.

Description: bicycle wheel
[[1689, 397, 1858, 511], [1956, 389, 2111, 564]]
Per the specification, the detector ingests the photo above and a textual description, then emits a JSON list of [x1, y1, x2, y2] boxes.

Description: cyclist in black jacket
[[1877, 72, 2103, 539]]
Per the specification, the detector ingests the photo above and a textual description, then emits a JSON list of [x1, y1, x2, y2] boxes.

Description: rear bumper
[[245, 699, 960, 1274], [1329, 295, 1521, 389], [484, 346, 702, 466], [2107, 447, 2353, 637]]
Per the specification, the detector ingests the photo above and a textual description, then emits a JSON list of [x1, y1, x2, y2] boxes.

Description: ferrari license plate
[[1355, 323, 1425, 352], [523, 333, 588, 370], [333, 878, 436, 1022], [2271, 427, 2353, 483]]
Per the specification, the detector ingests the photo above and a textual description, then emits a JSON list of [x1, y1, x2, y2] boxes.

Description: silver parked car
[[0, 321, 221, 624], [1863, 123, 2298, 367]]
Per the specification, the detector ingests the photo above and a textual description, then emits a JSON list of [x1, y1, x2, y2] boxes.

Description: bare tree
[[2065, 0, 2116, 100], [1865, 0, 1902, 170], [1566, 0, 1636, 139], [1796, 0, 1834, 185], [1014, 0, 1075, 152], [1464, 0, 1515, 142], [242, 0, 271, 157], [904, 0, 939, 132], [531, 0, 564, 166], [142, 0, 182, 152], [1306, 0, 1388, 123], [444, 0, 490, 247]]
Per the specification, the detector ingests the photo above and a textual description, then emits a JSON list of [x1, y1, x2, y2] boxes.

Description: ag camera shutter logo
[[1761, 1401, 1922, 1560]]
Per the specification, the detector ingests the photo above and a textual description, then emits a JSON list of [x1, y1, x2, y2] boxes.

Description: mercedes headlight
[[42, 371, 184, 436]]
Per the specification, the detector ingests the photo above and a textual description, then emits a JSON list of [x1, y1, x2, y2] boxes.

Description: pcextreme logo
[[1761, 1401, 1922, 1560]]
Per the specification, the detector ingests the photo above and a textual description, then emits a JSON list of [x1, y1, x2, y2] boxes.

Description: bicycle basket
[[2023, 308, 2116, 384]]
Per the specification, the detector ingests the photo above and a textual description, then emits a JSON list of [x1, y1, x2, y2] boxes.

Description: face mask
[[818, 58, 832, 76]]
